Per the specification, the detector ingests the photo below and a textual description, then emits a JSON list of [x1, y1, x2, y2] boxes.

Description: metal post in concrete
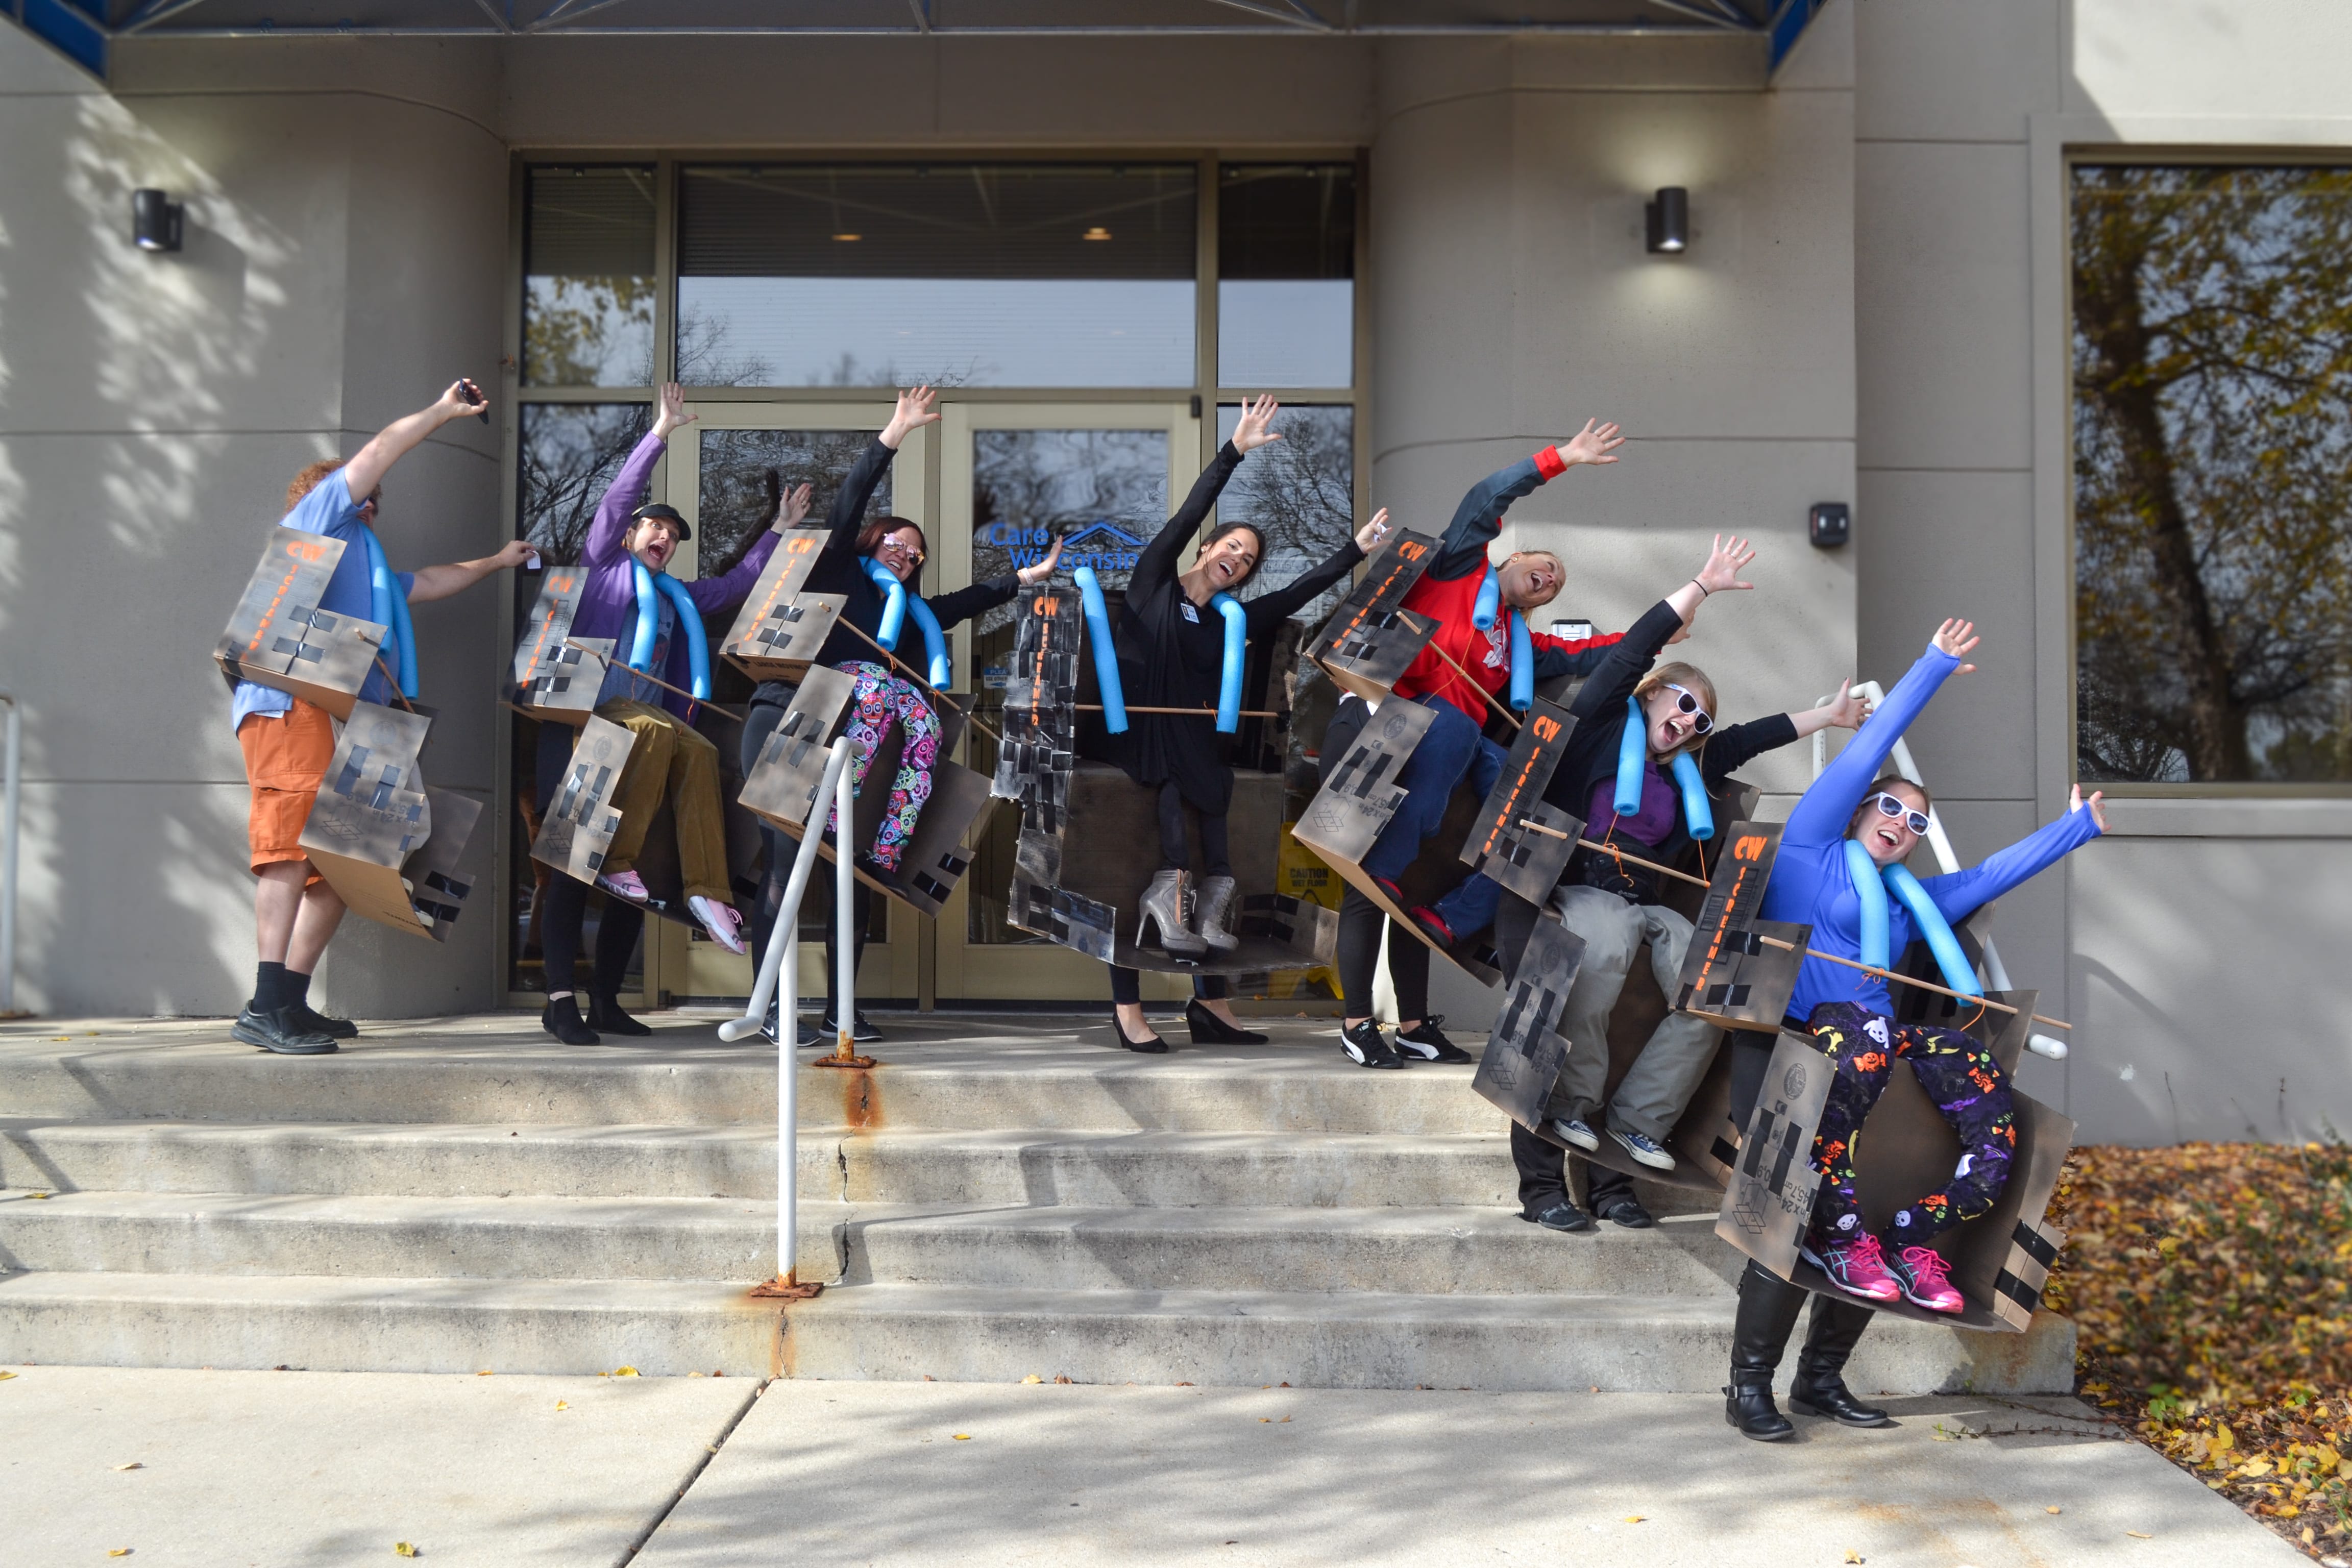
[[811, 752, 875, 1071]]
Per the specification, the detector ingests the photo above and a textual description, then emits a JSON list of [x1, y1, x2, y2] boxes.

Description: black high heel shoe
[[1113, 1013, 1170, 1054], [1184, 998, 1266, 1045]]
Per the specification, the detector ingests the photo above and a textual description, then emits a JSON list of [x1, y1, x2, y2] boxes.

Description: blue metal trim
[[1768, 0, 1823, 73], [13, 0, 107, 77]]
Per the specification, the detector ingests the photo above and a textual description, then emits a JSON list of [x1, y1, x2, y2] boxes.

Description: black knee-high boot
[[1725, 1259, 1806, 1441], [1787, 1294, 1891, 1426]]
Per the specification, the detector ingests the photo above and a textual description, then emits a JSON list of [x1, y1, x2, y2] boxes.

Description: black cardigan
[[1539, 598, 1799, 904]]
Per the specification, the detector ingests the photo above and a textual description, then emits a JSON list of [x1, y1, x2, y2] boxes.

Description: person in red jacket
[[1325, 421, 1626, 1069]]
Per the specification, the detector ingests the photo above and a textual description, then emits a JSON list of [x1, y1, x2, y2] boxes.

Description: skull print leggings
[[827, 661, 941, 875], [1802, 1000, 2017, 1248]]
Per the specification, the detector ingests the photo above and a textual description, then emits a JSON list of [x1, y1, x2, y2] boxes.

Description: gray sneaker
[[231, 1004, 337, 1056]]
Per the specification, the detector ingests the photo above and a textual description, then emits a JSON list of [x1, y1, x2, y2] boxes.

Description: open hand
[[774, 480, 814, 531], [881, 385, 941, 449], [1695, 533, 1757, 596], [1558, 419, 1624, 467], [1822, 681, 1874, 729], [652, 382, 696, 441], [2069, 783, 2108, 831], [1355, 507, 1392, 555], [1931, 617, 1980, 673], [1231, 393, 1284, 455], [1016, 532, 1066, 586]]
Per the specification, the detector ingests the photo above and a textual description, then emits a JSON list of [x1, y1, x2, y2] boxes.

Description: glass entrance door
[[652, 401, 933, 1006], [935, 402, 1202, 1003]]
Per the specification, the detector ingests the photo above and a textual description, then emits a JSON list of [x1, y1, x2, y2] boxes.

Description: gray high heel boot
[[1193, 875, 1241, 952], [1137, 870, 1208, 958]]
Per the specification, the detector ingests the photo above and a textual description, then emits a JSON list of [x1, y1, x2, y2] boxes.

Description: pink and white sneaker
[[1801, 1232, 1902, 1303], [688, 895, 747, 956], [597, 868, 650, 903], [1889, 1244, 1965, 1313]]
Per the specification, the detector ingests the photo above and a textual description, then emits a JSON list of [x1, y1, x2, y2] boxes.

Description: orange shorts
[[238, 699, 335, 883]]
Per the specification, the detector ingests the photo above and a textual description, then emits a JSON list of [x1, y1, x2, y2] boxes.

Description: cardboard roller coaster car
[[296, 701, 483, 941], [215, 526, 389, 720], [720, 526, 846, 683], [992, 585, 1335, 973], [509, 567, 615, 726], [736, 663, 992, 920]]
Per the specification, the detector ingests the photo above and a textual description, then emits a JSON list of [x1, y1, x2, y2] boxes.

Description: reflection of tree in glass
[[523, 276, 655, 388], [675, 303, 775, 389], [970, 428, 1167, 635], [695, 428, 891, 580], [1220, 404, 1356, 624], [2074, 166, 2352, 783], [803, 351, 984, 390], [519, 402, 651, 564]]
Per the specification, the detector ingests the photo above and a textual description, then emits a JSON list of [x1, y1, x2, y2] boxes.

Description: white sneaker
[[1551, 1117, 1600, 1152], [688, 896, 747, 955], [1608, 1125, 1677, 1170]]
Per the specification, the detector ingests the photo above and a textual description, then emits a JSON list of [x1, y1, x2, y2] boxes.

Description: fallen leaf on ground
[[395, 1544, 418, 1558], [1844, 1552, 1863, 1564], [1624, 1515, 1645, 1524], [2127, 1531, 2152, 1539], [112, 1462, 141, 1471], [2046, 1506, 2062, 1514], [1055, 1375, 1073, 1384], [475, 1370, 493, 1377], [611, 1366, 639, 1378], [1022, 1374, 1042, 1384], [0, 1371, 15, 1380], [953, 1433, 971, 1440], [554, 1401, 568, 1411]]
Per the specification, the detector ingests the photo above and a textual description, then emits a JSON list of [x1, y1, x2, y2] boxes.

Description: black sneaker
[[795, 1022, 826, 1049], [587, 993, 652, 1037], [1339, 1019, 1406, 1070], [285, 1001, 357, 1040], [540, 996, 598, 1046], [821, 1011, 883, 1044], [1589, 1190, 1657, 1230], [1523, 1198, 1595, 1233], [231, 1004, 337, 1056], [1394, 1015, 1472, 1064]]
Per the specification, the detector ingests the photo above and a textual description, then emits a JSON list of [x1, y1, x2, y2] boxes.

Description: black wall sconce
[[132, 188, 183, 253], [1645, 187, 1688, 255], [1809, 502, 1851, 549]]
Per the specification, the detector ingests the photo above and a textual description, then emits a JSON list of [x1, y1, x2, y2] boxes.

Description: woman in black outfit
[[1098, 395, 1392, 1052], [739, 386, 1062, 1046]]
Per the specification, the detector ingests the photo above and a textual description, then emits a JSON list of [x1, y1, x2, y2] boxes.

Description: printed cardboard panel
[[766, 710, 994, 920], [530, 714, 636, 886], [215, 527, 386, 719], [722, 527, 846, 681], [511, 569, 612, 725], [1673, 823, 1809, 1031], [298, 705, 478, 941], [738, 666, 857, 833], [304, 785, 483, 944], [1471, 915, 1587, 1130], [1461, 698, 1581, 903], [1714, 1030, 1834, 1272], [993, 588, 1082, 836], [1306, 529, 1440, 702], [1293, 697, 1437, 865]]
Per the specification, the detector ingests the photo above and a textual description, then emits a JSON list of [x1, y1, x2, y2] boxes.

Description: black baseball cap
[[633, 502, 690, 540]]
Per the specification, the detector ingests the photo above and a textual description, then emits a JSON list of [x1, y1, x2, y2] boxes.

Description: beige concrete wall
[[1855, 0, 2352, 1139], [0, 28, 508, 1017]]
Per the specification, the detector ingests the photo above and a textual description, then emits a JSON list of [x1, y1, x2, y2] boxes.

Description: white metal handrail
[[718, 737, 857, 1293], [1, 692, 18, 1017], [1811, 680, 2065, 1062]]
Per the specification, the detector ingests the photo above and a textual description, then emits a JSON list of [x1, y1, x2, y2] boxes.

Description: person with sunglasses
[[1719, 617, 2108, 1441], [1495, 535, 1868, 1231], [740, 386, 1063, 1046]]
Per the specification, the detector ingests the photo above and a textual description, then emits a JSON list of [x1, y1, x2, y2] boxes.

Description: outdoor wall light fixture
[[1645, 187, 1688, 255], [132, 188, 183, 253]]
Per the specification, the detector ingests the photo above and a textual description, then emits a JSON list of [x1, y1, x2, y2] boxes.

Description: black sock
[[285, 970, 313, 1010], [254, 961, 289, 1012]]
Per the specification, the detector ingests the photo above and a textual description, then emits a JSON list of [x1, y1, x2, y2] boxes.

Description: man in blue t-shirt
[[232, 379, 533, 1055]]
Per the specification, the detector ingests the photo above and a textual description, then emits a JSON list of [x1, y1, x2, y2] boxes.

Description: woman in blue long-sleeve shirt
[[1725, 617, 2107, 1441]]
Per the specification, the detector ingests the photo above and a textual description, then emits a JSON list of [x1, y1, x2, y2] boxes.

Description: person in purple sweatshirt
[[1722, 617, 2107, 1442], [536, 381, 798, 1045]]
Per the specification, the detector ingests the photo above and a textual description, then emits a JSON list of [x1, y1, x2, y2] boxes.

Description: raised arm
[[340, 379, 486, 506], [1131, 443, 1244, 599], [407, 540, 535, 604], [585, 383, 694, 568], [1782, 619, 1978, 848], [1428, 419, 1623, 579], [1240, 507, 1384, 631], [822, 385, 937, 557], [1917, 786, 2105, 924]]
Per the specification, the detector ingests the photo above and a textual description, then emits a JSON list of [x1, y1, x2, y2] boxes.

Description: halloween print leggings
[[1802, 1000, 2016, 1247], [828, 662, 940, 874]]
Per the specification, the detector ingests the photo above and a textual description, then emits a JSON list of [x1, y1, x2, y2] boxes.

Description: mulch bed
[[2049, 1142, 2352, 1563]]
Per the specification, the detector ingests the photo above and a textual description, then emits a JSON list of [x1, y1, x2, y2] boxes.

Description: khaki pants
[[598, 698, 730, 904]]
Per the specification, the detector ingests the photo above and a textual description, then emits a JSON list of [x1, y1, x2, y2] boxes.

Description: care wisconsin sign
[[977, 519, 1144, 579]]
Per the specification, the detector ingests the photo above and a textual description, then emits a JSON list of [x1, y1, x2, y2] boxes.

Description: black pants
[[534, 722, 645, 1001], [1108, 968, 1230, 1007], [744, 692, 870, 1017], [1156, 780, 1232, 876], [1334, 889, 1432, 1021]]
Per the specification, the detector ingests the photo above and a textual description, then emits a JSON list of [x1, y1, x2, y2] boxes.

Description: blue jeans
[[1362, 695, 1508, 938]]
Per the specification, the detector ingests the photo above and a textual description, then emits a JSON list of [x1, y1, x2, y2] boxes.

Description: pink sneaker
[[1801, 1232, 1902, 1302], [597, 868, 649, 903], [1889, 1244, 1965, 1313], [688, 895, 747, 956]]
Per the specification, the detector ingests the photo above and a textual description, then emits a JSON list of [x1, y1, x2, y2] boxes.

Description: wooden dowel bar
[[562, 640, 743, 722]]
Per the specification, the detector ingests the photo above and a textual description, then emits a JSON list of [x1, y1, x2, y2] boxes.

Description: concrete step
[[0, 1023, 1497, 1135], [776, 1282, 2063, 1395], [0, 1119, 777, 1199], [0, 1189, 827, 1283], [839, 1205, 1735, 1295], [0, 1269, 781, 1376]]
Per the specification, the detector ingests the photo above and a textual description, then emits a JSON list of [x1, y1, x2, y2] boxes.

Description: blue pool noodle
[[362, 527, 418, 699], [1614, 696, 1649, 816], [1884, 861, 1982, 997], [649, 571, 712, 701], [1073, 566, 1126, 734], [1843, 838, 1893, 972], [1669, 752, 1714, 841], [860, 556, 909, 651], [1210, 593, 1247, 732], [1471, 565, 1500, 631], [1506, 609, 1533, 712]]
